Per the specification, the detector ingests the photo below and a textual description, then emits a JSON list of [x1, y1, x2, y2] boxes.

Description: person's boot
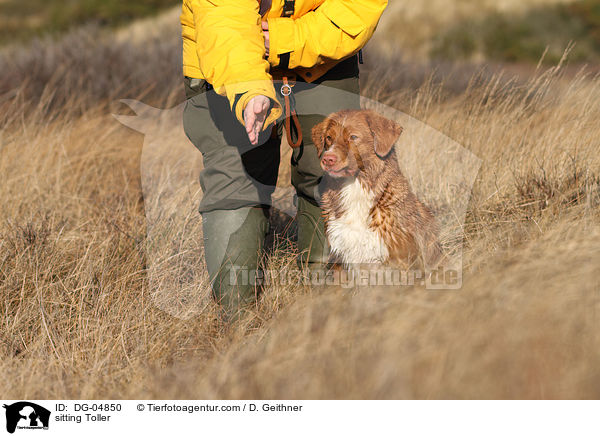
[[201, 206, 270, 319], [296, 197, 330, 284]]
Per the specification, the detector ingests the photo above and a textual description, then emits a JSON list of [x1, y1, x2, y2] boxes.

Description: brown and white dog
[[312, 110, 442, 270]]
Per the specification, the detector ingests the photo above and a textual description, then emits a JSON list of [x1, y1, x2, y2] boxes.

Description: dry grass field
[[0, 3, 599, 399]]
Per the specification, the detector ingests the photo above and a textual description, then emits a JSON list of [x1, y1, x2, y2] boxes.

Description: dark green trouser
[[183, 56, 361, 314]]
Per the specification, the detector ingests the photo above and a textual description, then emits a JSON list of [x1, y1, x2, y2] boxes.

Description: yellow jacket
[[181, 0, 387, 127]]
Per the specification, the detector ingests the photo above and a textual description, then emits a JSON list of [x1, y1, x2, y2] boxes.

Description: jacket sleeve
[[191, 0, 282, 128], [267, 0, 388, 69]]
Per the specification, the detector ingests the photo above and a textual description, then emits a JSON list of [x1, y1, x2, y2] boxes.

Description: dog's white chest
[[326, 179, 389, 265]]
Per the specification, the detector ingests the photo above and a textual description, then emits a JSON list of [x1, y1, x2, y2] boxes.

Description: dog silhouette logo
[[3, 402, 50, 433]]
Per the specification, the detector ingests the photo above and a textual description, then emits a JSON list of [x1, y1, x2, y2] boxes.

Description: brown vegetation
[[0, 5, 599, 399]]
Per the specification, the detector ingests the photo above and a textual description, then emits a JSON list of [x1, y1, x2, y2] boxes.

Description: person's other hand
[[244, 94, 270, 145], [262, 21, 269, 57]]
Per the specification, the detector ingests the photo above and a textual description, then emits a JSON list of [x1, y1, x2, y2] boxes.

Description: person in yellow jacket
[[181, 0, 388, 318]]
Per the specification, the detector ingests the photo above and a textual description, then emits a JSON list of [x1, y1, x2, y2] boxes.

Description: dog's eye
[[325, 135, 332, 143], [350, 135, 359, 141]]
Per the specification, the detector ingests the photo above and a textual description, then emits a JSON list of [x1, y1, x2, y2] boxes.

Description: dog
[[312, 109, 442, 270]]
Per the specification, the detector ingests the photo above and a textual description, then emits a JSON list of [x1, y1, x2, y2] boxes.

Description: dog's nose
[[321, 152, 337, 167]]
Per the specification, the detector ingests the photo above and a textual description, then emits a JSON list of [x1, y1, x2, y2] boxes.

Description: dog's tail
[[415, 216, 444, 271], [423, 238, 443, 270]]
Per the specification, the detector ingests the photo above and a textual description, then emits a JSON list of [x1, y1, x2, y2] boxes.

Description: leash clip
[[280, 83, 292, 96]]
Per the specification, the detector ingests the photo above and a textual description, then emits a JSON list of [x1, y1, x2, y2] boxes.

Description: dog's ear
[[365, 112, 403, 158], [311, 119, 328, 156]]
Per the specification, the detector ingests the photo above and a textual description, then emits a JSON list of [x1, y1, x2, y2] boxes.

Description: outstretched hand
[[244, 94, 270, 145], [243, 22, 271, 145]]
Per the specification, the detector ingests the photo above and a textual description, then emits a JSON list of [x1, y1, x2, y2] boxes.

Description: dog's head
[[311, 110, 403, 178]]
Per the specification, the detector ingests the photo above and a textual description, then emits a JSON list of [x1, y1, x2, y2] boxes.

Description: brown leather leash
[[280, 76, 302, 148], [264, 0, 301, 148]]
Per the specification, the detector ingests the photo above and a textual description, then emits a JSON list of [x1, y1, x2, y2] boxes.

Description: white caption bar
[[0, 400, 598, 435]]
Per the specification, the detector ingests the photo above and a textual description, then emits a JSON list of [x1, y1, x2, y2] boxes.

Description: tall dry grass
[[0, 7, 599, 399], [372, 0, 600, 63]]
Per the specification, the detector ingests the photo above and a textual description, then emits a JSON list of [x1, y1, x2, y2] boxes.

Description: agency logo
[[3, 402, 50, 434]]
